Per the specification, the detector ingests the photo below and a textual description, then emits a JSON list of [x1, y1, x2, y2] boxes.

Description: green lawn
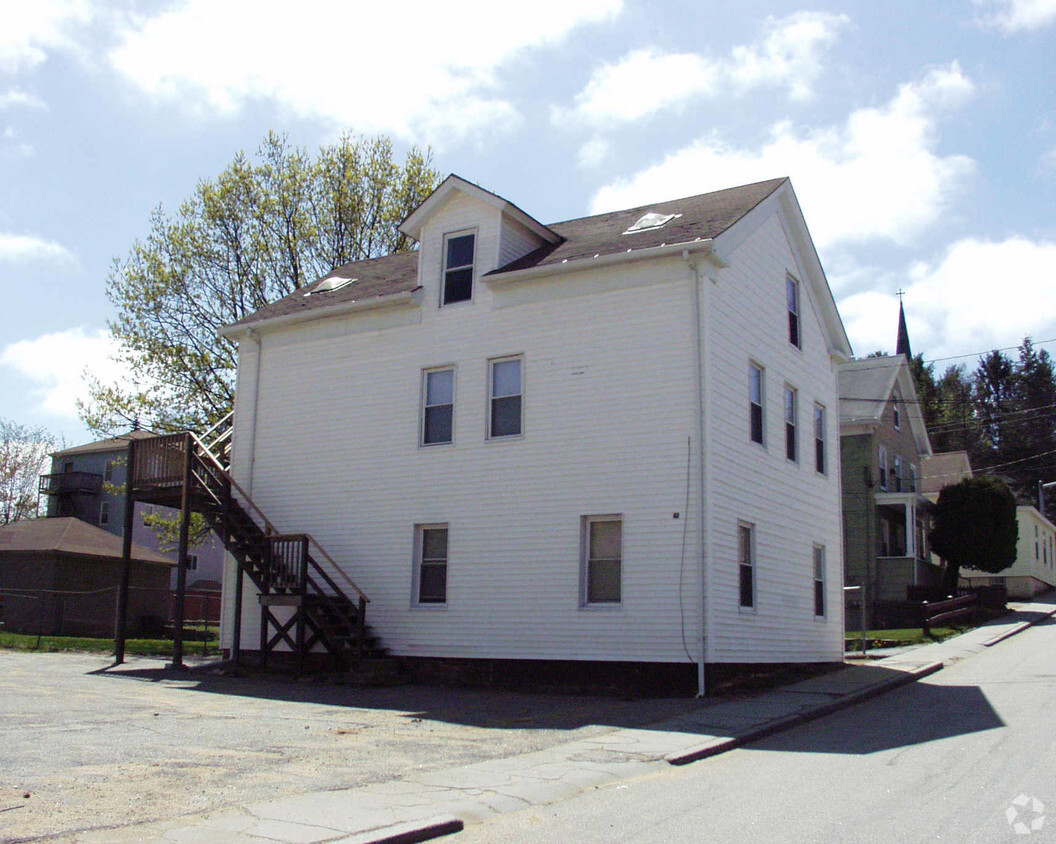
[[845, 627, 961, 649], [0, 630, 219, 657]]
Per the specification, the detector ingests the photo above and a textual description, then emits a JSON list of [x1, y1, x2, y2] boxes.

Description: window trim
[[787, 274, 802, 349], [813, 544, 826, 618], [749, 362, 765, 446], [99, 501, 110, 525], [878, 446, 888, 491], [814, 403, 827, 475], [784, 385, 798, 463], [581, 514, 623, 607], [420, 366, 456, 447], [487, 354, 525, 440], [413, 523, 449, 608], [738, 521, 756, 611], [441, 229, 476, 307], [893, 403, 901, 430], [104, 461, 114, 483]]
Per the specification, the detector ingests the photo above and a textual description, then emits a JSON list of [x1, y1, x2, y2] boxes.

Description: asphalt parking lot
[[0, 651, 698, 841]]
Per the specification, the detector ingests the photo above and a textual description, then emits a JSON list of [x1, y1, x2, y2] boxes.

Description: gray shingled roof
[[226, 177, 787, 331], [51, 429, 158, 459], [0, 517, 176, 566], [838, 356, 904, 423]]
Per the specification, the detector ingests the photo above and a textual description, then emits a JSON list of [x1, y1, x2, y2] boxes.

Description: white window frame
[[813, 544, 826, 618], [814, 403, 827, 475], [784, 385, 798, 463], [487, 355, 524, 440], [420, 366, 455, 447], [878, 446, 888, 491], [749, 363, 765, 446], [441, 229, 476, 307], [413, 523, 449, 607], [581, 515, 622, 606], [893, 403, 901, 430], [787, 274, 802, 349], [738, 521, 756, 610], [893, 455, 903, 492]]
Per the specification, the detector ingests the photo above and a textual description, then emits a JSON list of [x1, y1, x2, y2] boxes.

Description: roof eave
[[219, 289, 420, 340]]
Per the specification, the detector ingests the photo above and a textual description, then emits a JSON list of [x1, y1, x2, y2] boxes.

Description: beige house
[[961, 506, 1056, 598]]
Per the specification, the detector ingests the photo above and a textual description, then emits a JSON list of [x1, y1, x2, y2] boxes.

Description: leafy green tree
[[929, 476, 1018, 591], [0, 419, 56, 524], [81, 132, 441, 436]]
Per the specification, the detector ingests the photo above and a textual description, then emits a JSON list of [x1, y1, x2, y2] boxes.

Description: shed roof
[[52, 430, 158, 459], [0, 518, 176, 567]]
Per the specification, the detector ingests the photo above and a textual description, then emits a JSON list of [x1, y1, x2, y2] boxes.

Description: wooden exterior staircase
[[114, 415, 378, 673]]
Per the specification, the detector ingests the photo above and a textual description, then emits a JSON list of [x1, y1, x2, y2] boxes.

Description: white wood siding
[[704, 210, 845, 663], [229, 245, 704, 663], [499, 217, 545, 268]]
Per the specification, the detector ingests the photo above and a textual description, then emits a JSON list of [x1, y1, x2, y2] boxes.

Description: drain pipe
[[685, 252, 711, 697], [245, 328, 262, 498]]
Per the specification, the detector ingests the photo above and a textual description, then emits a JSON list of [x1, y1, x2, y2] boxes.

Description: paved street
[[459, 616, 1056, 843]]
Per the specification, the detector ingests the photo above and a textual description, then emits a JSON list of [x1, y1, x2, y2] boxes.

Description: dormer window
[[443, 231, 475, 305]]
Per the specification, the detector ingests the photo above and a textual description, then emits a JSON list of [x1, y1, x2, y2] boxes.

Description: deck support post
[[114, 438, 137, 665], [226, 480, 244, 667], [171, 433, 193, 669]]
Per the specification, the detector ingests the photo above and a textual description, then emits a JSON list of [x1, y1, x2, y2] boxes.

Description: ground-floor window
[[414, 524, 448, 605], [583, 516, 622, 605]]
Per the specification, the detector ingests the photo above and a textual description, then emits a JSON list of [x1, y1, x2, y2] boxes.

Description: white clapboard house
[[217, 175, 853, 694]]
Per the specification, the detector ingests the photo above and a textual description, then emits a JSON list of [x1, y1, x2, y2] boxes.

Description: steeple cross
[[896, 288, 906, 303]]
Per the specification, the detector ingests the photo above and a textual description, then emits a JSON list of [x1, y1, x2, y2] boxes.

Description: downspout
[[685, 252, 711, 697], [245, 328, 262, 497]]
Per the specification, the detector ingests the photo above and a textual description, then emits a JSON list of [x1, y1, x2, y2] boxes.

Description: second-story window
[[814, 404, 826, 474], [893, 404, 901, 430], [442, 232, 475, 305], [489, 356, 523, 438], [787, 275, 801, 348], [878, 446, 888, 490], [784, 386, 798, 462], [421, 368, 454, 445], [893, 455, 903, 492], [104, 461, 114, 482], [749, 363, 765, 445]]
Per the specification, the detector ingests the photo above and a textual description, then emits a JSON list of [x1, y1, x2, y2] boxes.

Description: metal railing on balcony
[[38, 471, 103, 497]]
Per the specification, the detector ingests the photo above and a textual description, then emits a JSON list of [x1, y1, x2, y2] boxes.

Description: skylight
[[623, 212, 681, 235], [304, 276, 356, 296]]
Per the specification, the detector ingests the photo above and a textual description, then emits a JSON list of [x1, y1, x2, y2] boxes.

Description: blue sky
[[2, 0, 1055, 445]]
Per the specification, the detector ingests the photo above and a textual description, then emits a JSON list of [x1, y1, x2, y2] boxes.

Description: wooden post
[[114, 438, 137, 664], [356, 596, 366, 667], [295, 536, 307, 677], [171, 433, 193, 669], [226, 479, 244, 667], [259, 538, 271, 670]]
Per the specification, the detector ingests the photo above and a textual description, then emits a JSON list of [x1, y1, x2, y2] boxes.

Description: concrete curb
[[335, 814, 464, 844], [982, 606, 1056, 647], [665, 660, 944, 766]]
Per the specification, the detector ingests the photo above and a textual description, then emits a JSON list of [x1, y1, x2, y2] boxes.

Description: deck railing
[[38, 471, 102, 497]]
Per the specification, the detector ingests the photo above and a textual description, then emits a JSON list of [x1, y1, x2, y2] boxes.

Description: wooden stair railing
[[128, 430, 374, 672]]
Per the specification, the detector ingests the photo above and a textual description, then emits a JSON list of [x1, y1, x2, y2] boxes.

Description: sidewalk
[[74, 593, 1056, 844]]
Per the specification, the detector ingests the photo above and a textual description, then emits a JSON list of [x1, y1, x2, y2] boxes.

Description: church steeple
[[896, 290, 912, 360]]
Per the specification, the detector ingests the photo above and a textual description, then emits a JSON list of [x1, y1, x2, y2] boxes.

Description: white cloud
[[590, 63, 976, 250], [1, 328, 127, 420], [839, 237, 1056, 361], [0, 231, 75, 263], [108, 0, 622, 147], [0, 0, 91, 74], [558, 12, 847, 126], [728, 11, 849, 101], [577, 136, 611, 169], [558, 48, 719, 126], [975, 0, 1056, 32], [0, 89, 47, 110]]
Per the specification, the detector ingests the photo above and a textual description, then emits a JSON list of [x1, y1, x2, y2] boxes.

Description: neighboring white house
[[218, 175, 853, 694], [961, 505, 1056, 599]]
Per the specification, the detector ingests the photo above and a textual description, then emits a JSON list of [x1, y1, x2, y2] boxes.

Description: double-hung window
[[814, 404, 826, 474], [878, 446, 888, 490], [489, 356, 523, 438], [99, 501, 110, 525], [749, 363, 765, 445], [421, 368, 454, 445], [893, 455, 903, 492], [738, 522, 755, 609], [784, 386, 798, 462], [442, 232, 475, 305], [415, 524, 448, 605], [813, 545, 826, 617], [584, 516, 622, 604], [787, 275, 801, 348]]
